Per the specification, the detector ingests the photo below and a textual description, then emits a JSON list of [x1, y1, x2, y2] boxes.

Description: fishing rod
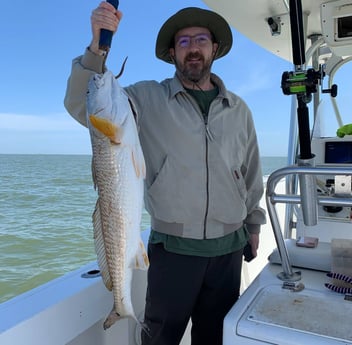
[[280, 0, 333, 230], [98, 0, 127, 78], [281, 0, 337, 159], [99, 0, 120, 51]]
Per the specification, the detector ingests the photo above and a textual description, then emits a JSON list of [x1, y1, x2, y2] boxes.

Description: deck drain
[[81, 269, 101, 278]]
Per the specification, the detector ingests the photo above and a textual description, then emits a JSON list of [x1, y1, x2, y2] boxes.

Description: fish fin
[[133, 239, 149, 270], [132, 146, 146, 179], [91, 156, 98, 190], [103, 307, 121, 330], [93, 200, 113, 290], [89, 115, 122, 144]]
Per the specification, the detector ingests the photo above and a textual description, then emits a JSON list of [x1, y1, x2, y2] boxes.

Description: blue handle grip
[[99, 0, 119, 51]]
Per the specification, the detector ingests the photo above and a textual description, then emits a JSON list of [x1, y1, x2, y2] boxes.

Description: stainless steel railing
[[266, 165, 352, 282]]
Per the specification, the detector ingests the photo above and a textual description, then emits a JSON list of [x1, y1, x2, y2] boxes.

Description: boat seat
[[268, 239, 331, 272]]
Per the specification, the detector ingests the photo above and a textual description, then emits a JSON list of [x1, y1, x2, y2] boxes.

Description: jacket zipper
[[185, 92, 213, 239], [203, 113, 210, 239]]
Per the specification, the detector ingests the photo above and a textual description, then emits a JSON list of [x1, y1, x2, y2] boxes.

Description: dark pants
[[141, 243, 243, 345]]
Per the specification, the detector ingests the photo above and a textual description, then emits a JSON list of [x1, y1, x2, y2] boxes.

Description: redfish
[[86, 70, 149, 330]]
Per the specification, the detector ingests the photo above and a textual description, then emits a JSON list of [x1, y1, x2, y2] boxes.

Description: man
[[64, 3, 266, 345]]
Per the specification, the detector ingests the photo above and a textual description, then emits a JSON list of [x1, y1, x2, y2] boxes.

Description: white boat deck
[[224, 264, 352, 345]]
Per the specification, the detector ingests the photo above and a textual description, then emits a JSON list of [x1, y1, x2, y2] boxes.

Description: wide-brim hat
[[156, 7, 233, 64]]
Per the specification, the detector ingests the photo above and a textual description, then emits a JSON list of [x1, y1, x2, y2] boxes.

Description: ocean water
[[0, 154, 287, 303]]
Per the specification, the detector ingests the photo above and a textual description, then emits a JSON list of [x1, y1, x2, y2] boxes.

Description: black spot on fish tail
[[103, 308, 121, 330]]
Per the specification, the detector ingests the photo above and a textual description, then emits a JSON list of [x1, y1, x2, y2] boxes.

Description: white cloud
[[0, 112, 84, 132], [0, 112, 91, 154]]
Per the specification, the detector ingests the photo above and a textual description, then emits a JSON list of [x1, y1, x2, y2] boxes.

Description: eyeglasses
[[175, 33, 213, 48]]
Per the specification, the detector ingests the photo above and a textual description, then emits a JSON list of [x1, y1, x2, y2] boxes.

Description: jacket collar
[[169, 73, 236, 107]]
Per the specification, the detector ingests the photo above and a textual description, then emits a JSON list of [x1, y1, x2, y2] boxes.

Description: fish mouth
[[89, 115, 122, 144]]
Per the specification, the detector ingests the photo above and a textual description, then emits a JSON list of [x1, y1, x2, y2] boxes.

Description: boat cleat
[[282, 281, 305, 292]]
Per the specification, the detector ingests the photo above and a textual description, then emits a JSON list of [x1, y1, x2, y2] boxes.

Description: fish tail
[[89, 115, 122, 144], [103, 308, 122, 330]]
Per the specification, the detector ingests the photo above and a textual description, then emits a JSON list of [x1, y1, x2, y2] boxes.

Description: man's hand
[[89, 1, 122, 55], [248, 233, 259, 258]]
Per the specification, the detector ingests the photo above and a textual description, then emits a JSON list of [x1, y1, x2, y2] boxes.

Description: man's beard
[[175, 52, 213, 84]]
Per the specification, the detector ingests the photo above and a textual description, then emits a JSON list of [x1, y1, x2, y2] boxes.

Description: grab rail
[[266, 165, 352, 282]]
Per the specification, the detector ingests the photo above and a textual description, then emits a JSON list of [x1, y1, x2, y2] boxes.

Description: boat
[[1, 0, 352, 344], [203, 0, 352, 344]]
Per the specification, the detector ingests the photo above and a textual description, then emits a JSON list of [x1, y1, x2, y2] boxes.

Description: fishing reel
[[281, 66, 338, 103]]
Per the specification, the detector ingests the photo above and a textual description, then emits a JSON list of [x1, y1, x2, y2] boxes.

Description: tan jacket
[[64, 49, 266, 239]]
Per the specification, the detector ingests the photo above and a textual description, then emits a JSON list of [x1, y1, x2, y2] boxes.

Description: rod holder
[[298, 156, 318, 226]]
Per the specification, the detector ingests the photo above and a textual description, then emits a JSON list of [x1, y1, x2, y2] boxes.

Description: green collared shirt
[[149, 228, 248, 257]]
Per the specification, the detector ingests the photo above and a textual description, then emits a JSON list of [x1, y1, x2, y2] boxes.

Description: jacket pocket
[[232, 167, 247, 200], [146, 156, 205, 223]]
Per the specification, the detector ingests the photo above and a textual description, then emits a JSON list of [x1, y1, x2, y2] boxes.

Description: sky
[[0, 0, 351, 157]]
